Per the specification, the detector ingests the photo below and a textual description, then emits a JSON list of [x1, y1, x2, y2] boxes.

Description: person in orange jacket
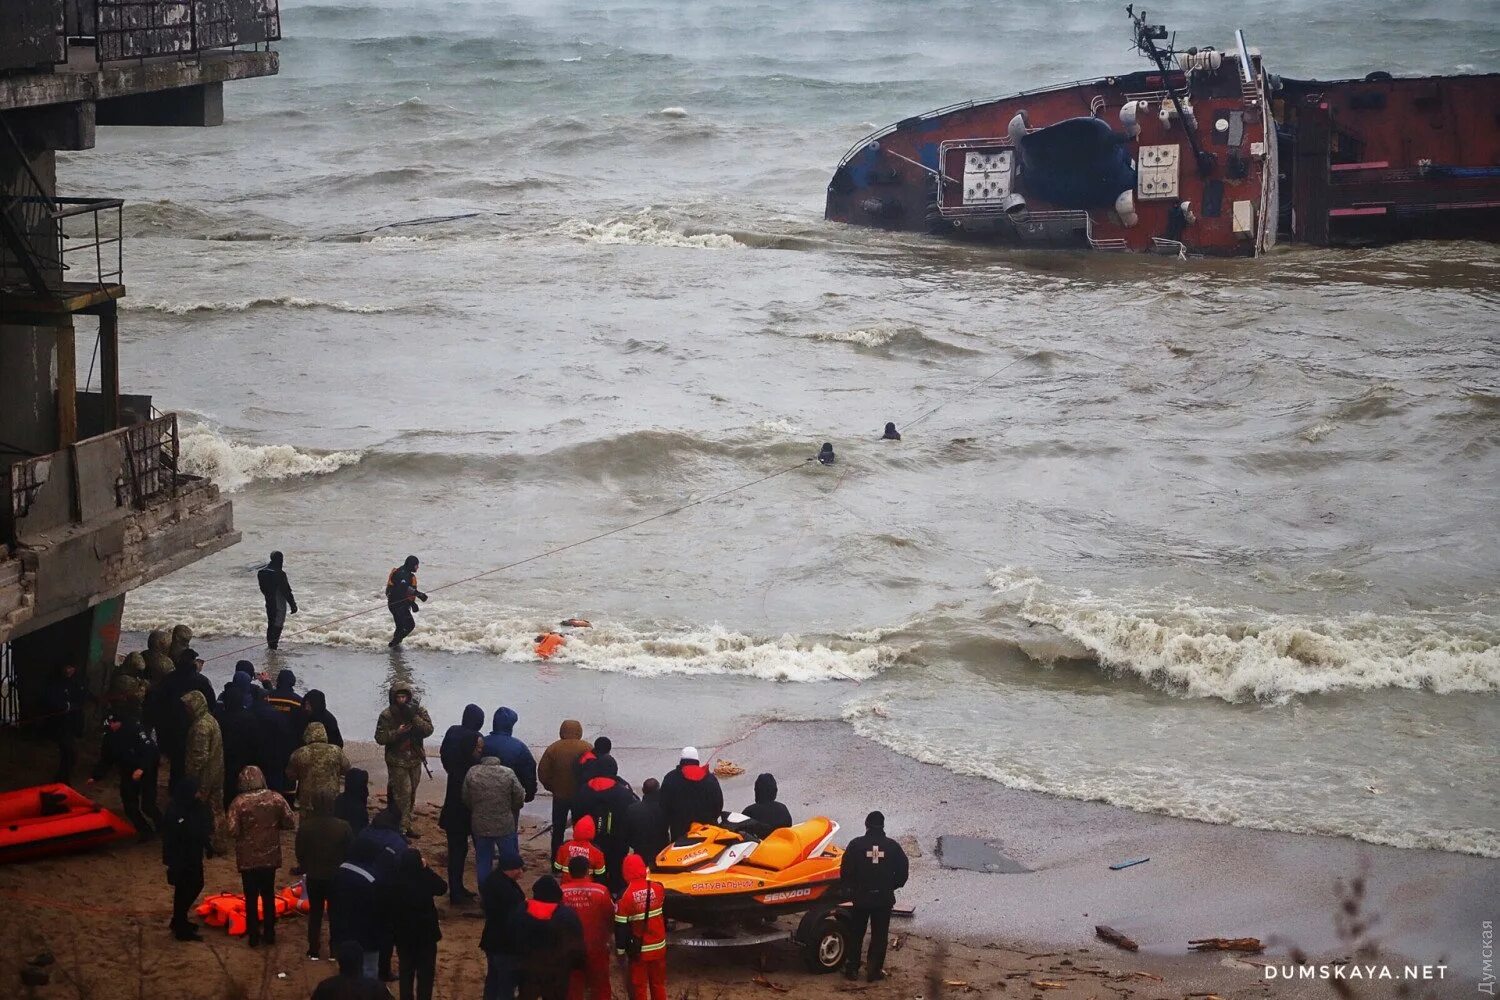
[[561, 856, 615, 1000], [553, 814, 606, 882], [614, 854, 666, 1000]]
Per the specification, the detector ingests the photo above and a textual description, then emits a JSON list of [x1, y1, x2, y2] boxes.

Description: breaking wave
[[121, 594, 890, 684], [179, 426, 364, 492], [123, 296, 399, 316], [555, 211, 743, 249], [791, 323, 978, 356], [986, 568, 1500, 703]]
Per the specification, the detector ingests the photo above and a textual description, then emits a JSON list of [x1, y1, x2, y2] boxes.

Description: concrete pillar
[[99, 307, 120, 431], [55, 318, 76, 447]]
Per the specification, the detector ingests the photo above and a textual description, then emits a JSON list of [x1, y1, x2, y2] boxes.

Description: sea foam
[[179, 425, 363, 492]]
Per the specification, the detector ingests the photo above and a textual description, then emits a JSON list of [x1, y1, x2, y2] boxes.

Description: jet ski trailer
[[826, 8, 1500, 257]]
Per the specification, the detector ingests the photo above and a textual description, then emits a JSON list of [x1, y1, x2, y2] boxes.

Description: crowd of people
[[63, 610, 910, 999]]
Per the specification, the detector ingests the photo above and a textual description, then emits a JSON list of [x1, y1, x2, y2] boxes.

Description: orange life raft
[[197, 883, 309, 936], [0, 784, 134, 864]]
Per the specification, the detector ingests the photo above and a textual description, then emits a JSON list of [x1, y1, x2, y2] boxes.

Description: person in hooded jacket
[[331, 837, 387, 980], [337, 767, 372, 835], [574, 737, 614, 787], [385, 848, 447, 1000], [152, 649, 215, 791], [257, 550, 298, 650], [182, 689, 227, 852], [438, 703, 485, 902], [143, 629, 174, 687], [219, 663, 257, 710], [297, 788, 354, 961], [288, 722, 352, 817], [658, 747, 723, 842], [300, 689, 345, 748], [623, 778, 670, 869], [572, 756, 638, 894], [552, 815, 605, 882], [356, 807, 408, 982], [839, 810, 909, 983], [253, 684, 297, 795], [227, 764, 296, 946], [374, 683, 433, 836], [480, 843, 527, 1000], [538, 719, 591, 858], [161, 775, 214, 941], [463, 754, 527, 886], [482, 707, 537, 827], [311, 940, 394, 1000], [516, 876, 585, 1000], [614, 855, 667, 1000], [219, 686, 263, 810], [169, 624, 194, 661], [560, 855, 614, 1000], [42, 663, 87, 784], [106, 652, 149, 723], [268, 668, 304, 714], [89, 712, 162, 837], [741, 773, 793, 834]]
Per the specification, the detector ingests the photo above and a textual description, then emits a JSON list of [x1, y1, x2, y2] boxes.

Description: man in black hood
[[161, 775, 214, 941], [257, 551, 297, 650], [438, 703, 485, 903], [385, 555, 428, 647], [839, 810, 909, 983], [572, 755, 638, 894], [312, 940, 393, 1000], [267, 668, 303, 714], [299, 689, 345, 747], [250, 685, 295, 795], [742, 773, 792, 834], [624, 777, 670, 869]]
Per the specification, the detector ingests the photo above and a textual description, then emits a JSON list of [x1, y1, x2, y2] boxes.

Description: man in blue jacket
[[482, 707, 536, 832]]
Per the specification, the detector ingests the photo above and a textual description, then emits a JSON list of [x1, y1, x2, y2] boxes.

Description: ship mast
[[1126, 6, 1216, 177]]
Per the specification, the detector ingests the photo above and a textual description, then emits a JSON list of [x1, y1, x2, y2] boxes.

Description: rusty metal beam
[[55, 319, 76, 447], [99, 306, 119, 431]]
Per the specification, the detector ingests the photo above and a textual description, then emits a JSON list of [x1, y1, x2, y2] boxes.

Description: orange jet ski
[[653, 813, 856, 972]]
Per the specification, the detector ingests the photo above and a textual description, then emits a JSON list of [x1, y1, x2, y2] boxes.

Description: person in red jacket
[[561, 856, 614, 1000], [614, 854, 666, 1000], [554, 815, 607, 882]]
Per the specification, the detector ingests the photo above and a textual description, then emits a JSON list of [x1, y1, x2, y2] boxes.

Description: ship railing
[[1084, 213, 1128, 252]]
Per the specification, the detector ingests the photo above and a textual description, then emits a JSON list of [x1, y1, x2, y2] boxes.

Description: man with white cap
[[658, 747, 723, 842]]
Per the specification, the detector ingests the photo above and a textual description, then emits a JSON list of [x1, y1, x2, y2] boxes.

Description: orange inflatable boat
[[0, 784, 135, 864]]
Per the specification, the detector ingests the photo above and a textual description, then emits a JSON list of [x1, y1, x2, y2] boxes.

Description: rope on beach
[[206, 457, 818, 664]]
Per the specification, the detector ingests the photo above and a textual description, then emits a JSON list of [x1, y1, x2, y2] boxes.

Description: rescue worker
[[741, 773, 792, 834], [572, 756, 637, 894], [817, 442, 836, 465], [106, 651, 149, 722], [623, 778, 670, 869], [462, 753, 526, 886], [257, 550, 298, 649], [438, 704, 486, 902], [385, 555, 428, 647], [153, 648, 215, 791], [287, 721, 351, 817], [268, 668, 304, 714], [299, 688, 345, 747], [374, 682, 433, 836], [331, 838, 387, 980], [336, 767, 372, 835], [560, 855, 614, 1000], [312, 940, 394, 1000], [480, 843, 527, 1000], [42, 663, 87, 784], [142, 629, 174, 687], [882, 421, 901, 441], [659, 747, 722, 841], [89, 712, 162, 838], [296, 789, 353, 961], [538, 719, 591, 858], [168, 624, 194, 661], [839, 810, 909, 983], [517, 876, 585, 1000], [161, 775, 214, 941], [181, 689, 227, 852], [226, 764, 296, 947], [552, 815, 605, 882], [387, 848, 447, 1000], [483, 707, 537, 832], [614, 854, 667, 1000]]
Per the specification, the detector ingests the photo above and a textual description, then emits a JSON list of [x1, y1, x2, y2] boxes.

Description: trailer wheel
[[800, 912, 851, 974]]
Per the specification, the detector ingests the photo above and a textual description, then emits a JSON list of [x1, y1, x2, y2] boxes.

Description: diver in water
[[385, 555, 428, 647], [817, 442, 836, 465], [257, 551, 298, 650], [881, 422, 901, 441]]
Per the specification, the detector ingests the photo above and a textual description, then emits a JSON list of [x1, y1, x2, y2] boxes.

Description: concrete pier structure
[[1, 1, 278, 729]]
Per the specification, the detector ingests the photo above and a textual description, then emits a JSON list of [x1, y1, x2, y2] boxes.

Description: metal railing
[[91, 0, 280, 62], [0, 196, 123, 294]]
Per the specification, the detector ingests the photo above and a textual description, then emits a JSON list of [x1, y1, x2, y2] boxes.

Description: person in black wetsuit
[[385, 556, 428, 647], [257, 551, 298, 650]]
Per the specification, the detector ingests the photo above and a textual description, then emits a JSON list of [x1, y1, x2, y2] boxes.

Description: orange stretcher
[[197, 883, 309, 936]]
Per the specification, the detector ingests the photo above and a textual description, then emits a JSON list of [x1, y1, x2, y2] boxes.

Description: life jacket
[[614, 879, 666, 959], [554, 839, 606, 878], [535, 633, 565, 659], [385, 567, 417, 604]]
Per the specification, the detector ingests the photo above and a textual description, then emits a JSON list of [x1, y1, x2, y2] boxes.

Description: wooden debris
[[1184, 993, 1225, 998], [1096, 925, 1140, 952], [714, 759, 746, 778], [943, 980, 972, 990], [1126, 971, 1164, 982], [1187, 937, 1263, 954], [889, 934, 903, 952], [1032, 980, 1070, 990], [751, 975, 789, 993]]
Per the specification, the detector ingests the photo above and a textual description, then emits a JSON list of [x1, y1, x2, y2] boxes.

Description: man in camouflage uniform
[[374, 682, 432, 837], [168, 624, 194, 662], [143, 630, 174, 687], [287, 722, 351, 817], [182, 690, 227, 852], [107, 652, 150, 723]]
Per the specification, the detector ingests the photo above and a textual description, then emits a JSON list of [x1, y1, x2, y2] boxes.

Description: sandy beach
[[2, 638, 1489, 998]]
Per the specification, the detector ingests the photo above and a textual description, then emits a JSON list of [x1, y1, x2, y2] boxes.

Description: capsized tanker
[[825, 8, 1500, 257]]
